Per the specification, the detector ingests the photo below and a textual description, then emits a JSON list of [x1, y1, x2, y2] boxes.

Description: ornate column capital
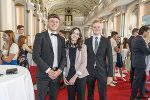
[[27, 0, 35, 11], [26, 10, 30, 13], [37, 12, 43, 20]]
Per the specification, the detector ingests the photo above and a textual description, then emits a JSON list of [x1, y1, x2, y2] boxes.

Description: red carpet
[[30, 66, 150, 100]]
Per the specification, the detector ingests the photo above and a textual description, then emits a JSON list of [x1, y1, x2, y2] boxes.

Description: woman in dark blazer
[[63, 27, 89, 100]]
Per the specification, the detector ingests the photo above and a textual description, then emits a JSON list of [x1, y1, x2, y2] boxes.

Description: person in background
[[128, 28, 139, 88], [63, 27, 89, 100], [122, 38, 130, 72], [58, 30, 67, 41], [108, 36, 111, 39], [110, 31, 120, 86], [18, 35, 32, 70], [1, 30, 19, 65], [15, 25, 24, 43], [116, 36, 126, 81], [85, 20, 113, 100], [130, 26, 150, 100], [32, 14, 66, 100]]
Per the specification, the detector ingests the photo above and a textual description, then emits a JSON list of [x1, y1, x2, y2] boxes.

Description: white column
[[138, 1, 143, 28], [26, 1, 34, 46], [37, 12, 43, 33], [104, 18, 109, 37], [0, 0, 15, 49], [120, 6, 126, 37], [120, 12, 125, 37]]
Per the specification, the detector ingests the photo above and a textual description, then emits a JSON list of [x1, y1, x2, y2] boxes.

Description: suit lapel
[[57, 35, 62, 61], [45, 31, 53, 51], [89, 37, 95, 55]]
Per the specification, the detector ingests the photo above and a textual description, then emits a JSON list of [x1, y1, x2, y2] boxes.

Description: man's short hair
[[111, 31, 118, 37], [48, 14, 60, 20], [138, 26, 150, 35], [59, 30, 65, 34], [132, 28, 139, 35], [92, 20, 100, 25], [17, 25, 24, 29]]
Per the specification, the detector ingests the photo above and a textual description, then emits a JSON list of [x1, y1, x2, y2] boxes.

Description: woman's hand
[[63, 76, 69, 85], [68, 74, 78, 85]]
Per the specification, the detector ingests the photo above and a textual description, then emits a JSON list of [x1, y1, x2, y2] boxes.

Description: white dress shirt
[[46, 29, 61, 73]]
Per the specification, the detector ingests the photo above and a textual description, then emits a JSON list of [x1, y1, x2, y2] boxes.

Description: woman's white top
[[2, 43, 19, 60], [121, 48, 129, 61]]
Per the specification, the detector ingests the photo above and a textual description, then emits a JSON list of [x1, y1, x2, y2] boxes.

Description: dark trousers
[[131, 68, 146, 97], [87, 69, 107, 100], [36, 76, 61, 100], [67, 77, 87, 100], [130, 65, 135, 88]]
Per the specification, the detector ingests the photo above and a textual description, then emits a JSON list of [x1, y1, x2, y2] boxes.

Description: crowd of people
[[0, 25, 32, 69], [0, 13, 150, 100]]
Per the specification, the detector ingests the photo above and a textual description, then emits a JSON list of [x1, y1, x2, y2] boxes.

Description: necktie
[[94, 37, 98, 54], [51, 33, 57, 36]]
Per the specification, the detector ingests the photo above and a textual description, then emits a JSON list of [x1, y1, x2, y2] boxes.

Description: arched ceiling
[[41, 0, 101, 16]]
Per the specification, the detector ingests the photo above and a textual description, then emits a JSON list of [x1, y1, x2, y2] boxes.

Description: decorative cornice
[[27, 1, 35, 11], [37, 12, 43, 19], [122, 12, 125, 16], [33, 14, 37, 17], [26, 10, 30, 13]]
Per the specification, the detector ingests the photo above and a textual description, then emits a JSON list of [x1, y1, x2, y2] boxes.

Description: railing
[[60, 21, 84, 26]]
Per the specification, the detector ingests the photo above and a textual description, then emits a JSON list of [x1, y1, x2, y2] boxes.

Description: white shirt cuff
[[76, 71, 82, 76], [45, 67, 51, 73], [58, 69, 62, 73], [63, 71, 66, 76]]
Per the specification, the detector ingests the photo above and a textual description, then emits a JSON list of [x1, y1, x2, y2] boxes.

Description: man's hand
[[68, 74, 78, 85], [49, 70, 61, 80], [107, 77, 113, 85], [48, 69, 55, 79]]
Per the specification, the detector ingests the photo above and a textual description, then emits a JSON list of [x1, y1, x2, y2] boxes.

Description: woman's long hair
[[18, 35, 27, 48], [122, 38, 128, 49], [4, 30, 16, 56], [66, 27, 83, 51]]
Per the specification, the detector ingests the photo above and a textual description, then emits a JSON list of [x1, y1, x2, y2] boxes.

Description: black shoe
[[60, 84, 66, 89], [138, 94, 148, 98], [145, 88, 150, 93]]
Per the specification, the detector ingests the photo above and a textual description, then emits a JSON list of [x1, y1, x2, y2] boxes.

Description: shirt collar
[[48, 29, 57, 36], [93, 35, 101, 40]]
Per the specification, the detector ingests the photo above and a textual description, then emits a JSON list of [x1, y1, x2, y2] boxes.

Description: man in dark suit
[[85, 20, 113, 100], [33, 14, 66, 100], [130, 26, 150, 100], [128, 28, 139, 88]]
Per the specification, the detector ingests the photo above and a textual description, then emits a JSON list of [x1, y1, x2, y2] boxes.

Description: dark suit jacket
[[85, 36, 113, 78], [128, 36, 135, 52], [131, 35, 150, 69], [32, 31, 66, 79], [128, 36, 135, 60]]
